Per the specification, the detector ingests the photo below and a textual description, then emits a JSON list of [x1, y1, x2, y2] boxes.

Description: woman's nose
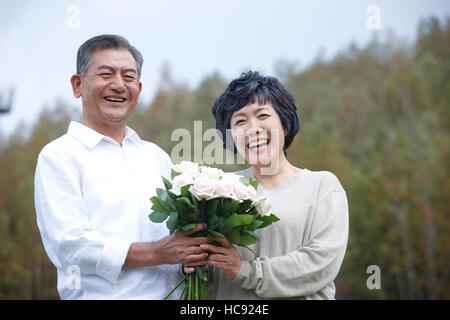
[[245, 118, 263, 136]]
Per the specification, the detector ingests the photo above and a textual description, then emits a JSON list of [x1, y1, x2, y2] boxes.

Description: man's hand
[[123, 223, 211, 270], [154, 223, 211, 265]]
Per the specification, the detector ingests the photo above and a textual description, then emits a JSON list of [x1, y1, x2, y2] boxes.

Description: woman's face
[[230, 101, 287, 168]]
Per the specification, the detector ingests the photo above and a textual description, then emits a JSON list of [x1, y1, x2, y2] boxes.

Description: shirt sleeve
[[231, 189, 349, 298], [34, 149, 132, 285]]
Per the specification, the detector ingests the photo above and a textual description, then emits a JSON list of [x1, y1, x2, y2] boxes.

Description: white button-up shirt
[[34, 121, 182, 299]]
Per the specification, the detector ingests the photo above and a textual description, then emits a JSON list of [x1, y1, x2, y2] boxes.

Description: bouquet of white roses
[[149, 161, 279, 300]]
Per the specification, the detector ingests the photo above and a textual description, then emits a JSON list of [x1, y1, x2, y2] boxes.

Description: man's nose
[[109, 75, 126, 92]]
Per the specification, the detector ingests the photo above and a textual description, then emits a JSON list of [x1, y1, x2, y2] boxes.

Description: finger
[[200, 243, 227, 254], [184, 252, 208, 264], [185, 259, 208, 268], [183, 223, 208, 236], [184, 266, 195, 274], [185, 245, 204, 255], [190, 236, 213, 246], [206, 259, 223, 268], [207, 253, 229, 263], [208, 235, 232, 248]]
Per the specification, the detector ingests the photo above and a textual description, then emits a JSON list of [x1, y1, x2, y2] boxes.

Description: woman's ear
[[70, 74, 82, 98]]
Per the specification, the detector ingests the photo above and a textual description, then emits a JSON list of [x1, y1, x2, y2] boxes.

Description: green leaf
[[248, 219, 264, 230], [205, 198, 220, 217], [161, 176, 172, 191], [257, 213, 280, 229], [223, 213, 254, 229], [239, 176, 251, 186], [181, 184, 191, 198], [149, 210, 169, 223], [150, 196, 170, 213], [226, 229, 241, 244], [237, 199, 253, 213], [239, 235, 259, 246], [166, 211, 179, 234], [249, 180, 259, 190], [171, 168, 181, 180], [207, 228, 225, 238], [175, 197, 194, 213], [221, 198, 240, 217], [242, 229, 260, 241], [207, 214, 219, 227], [181, 223, 197, 231], [211, 216, 225, 230], [158, 188, 176, 209]]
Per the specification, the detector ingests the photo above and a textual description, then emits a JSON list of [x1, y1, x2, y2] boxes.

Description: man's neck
[[81, 118, 126, 146]]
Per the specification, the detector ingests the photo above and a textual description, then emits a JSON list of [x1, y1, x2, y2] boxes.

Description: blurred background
[[0, 0, 449, 299]]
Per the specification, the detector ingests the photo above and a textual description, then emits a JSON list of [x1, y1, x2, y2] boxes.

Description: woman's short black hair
[[212, 70, 300, 154]]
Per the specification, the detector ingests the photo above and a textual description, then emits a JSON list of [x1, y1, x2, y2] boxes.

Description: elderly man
[[34, 34, 209, 299]]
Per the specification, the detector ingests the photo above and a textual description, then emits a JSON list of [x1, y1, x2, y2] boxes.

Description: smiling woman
[[207, 71, 349, 300]]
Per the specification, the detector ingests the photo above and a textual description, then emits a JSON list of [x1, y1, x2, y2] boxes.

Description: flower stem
[[163, 273, 189, 300]]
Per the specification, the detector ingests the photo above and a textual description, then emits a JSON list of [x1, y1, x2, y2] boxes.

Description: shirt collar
[[68, 121, 143, 149], [124, 126, 144, 147]]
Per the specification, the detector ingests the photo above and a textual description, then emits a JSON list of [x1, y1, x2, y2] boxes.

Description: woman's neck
[[251, 156, 302, 191]]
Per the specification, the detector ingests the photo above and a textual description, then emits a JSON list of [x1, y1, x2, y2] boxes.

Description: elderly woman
[[199, 71, 349, 300]]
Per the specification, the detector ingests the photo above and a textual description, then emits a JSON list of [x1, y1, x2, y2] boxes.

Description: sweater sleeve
[[231, 189, 349, 298]]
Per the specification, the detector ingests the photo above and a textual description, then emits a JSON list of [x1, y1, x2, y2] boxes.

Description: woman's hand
[[200, 236, 242, 280]]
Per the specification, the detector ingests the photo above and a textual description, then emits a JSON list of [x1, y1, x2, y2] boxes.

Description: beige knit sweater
[[211, 168, 349, 300]]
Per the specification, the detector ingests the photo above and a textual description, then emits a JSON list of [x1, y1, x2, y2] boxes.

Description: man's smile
[[104, 96, 127, 103]]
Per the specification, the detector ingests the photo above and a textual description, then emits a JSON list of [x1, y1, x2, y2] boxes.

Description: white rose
[[198, 166, 223, 180], [215, 173, 238, 199], [255, 197, 272, 217], [233, 180, 257, 201], [190, 177, 218, 200], [172, 161, 200, 177], [169, 173, 194, 196]]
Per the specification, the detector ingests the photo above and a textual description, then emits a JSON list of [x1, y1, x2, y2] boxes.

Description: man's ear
[[70, 74, 82, 98], [137, 81, 142, 104]]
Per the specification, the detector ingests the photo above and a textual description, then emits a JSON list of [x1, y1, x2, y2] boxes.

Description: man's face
[[71, 48, 142, 127]]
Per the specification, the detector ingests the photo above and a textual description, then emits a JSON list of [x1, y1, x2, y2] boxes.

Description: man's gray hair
[[76, 34, 143, 79]]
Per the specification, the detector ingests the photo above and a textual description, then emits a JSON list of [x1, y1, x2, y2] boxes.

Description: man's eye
[[100, 73, 112, 77], [124, 75, 136, 80]]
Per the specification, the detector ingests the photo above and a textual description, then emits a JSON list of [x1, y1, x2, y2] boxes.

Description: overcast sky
[[0, 0, 449, 136]]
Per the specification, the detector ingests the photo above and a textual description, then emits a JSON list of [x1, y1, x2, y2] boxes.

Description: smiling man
[[34, 35, 210, 299]]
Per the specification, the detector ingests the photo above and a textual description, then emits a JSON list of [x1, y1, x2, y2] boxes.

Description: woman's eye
[[234, 119, 245, 125], [259, 114, 270, 119]]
